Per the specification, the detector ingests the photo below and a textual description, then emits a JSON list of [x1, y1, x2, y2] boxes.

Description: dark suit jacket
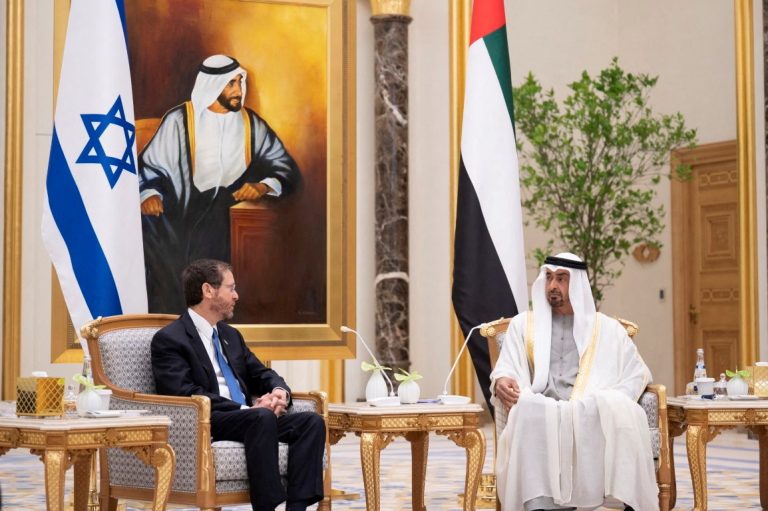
[[151, 311, 290, 412]]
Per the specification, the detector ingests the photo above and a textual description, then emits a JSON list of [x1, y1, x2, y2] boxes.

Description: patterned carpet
[[0, 425, 761, 510]]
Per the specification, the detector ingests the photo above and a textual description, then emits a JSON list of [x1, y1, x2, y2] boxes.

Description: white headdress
[[530, 252, 596, 393], [190, 55, 247, 117]]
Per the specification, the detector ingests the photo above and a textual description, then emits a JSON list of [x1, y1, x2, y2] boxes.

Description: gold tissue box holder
[[749, 365, 768, 397], [16, 377, 65, 416]]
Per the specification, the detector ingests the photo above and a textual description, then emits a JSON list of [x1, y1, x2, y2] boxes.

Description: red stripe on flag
[[469, 0, 506, 45]]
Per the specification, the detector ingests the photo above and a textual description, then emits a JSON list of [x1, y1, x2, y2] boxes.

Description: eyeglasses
[[217, 283, 236, 292]]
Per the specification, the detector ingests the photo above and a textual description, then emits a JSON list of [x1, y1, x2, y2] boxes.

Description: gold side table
[[0, 415, 175, 511], [328, 402, 485, 511], [667, 397, 768, 511]]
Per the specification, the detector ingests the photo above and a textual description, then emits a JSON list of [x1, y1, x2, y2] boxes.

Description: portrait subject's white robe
[[490, 311, 658, 511]]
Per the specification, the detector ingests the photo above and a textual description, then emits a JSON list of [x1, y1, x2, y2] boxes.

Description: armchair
[[82, 313, 331, 511], [480, 316, 671, 511]]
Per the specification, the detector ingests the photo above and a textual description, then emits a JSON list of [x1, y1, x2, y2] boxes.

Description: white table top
[[0, 414, 172, 430], [668, 396, 768, 409], [329, 401, 484, 415]]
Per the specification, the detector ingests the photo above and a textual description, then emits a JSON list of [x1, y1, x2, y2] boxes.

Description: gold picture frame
[[41, 0, 356, 370]]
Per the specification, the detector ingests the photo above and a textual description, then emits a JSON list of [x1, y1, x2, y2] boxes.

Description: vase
[[398, 380, 420, 404], [365, 370, 389, 402], [76, 389, 104, 415], [726, 375, 749, 396]]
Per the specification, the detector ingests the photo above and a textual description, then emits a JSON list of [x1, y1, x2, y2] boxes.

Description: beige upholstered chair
[[481, 317, 672, 511], [82, 314, 331, 511]]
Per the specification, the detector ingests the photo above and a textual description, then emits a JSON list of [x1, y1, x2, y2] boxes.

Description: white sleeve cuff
[[140, 189, 161, 201], [260, 177, 282, 197]]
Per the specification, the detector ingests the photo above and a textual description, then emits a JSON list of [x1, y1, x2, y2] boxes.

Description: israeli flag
[[42, 0, 147, 348]]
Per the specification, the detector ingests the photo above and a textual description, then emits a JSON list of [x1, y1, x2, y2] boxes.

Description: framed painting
[[50, 0, 356, 363]]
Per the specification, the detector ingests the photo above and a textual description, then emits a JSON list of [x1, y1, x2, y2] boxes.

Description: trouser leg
[[212, 408, 285, 511], [278, 411, 326, 507]]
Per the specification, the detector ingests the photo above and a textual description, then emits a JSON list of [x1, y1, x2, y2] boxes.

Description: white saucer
[[437, 394, 471, 405], [367, 396, 401, 407], [80, 410, 121, 418]]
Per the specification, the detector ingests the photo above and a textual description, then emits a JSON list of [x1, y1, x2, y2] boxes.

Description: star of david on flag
[[76, 95, 137, 189], [41, 0, 147, 353]]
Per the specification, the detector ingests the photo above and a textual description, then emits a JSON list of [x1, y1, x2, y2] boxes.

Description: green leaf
[[724, 368, 749, 378], [72, 373, 106, 391], [361, 361, 390, 372], [393, 369, 423, 383]]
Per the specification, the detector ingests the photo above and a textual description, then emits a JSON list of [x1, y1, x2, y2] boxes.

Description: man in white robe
[[138, 55, 301, 313], [491, 253, 658, 511]]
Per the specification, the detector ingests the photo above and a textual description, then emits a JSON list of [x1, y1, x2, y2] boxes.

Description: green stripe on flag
[[483, 26, 515, 128]]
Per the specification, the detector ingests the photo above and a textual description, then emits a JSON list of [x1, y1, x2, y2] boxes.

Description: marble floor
[[0, 425, 761, 510]]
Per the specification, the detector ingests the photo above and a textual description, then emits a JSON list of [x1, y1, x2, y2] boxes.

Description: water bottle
[[78, 354, 93, 393], [692, 348, 707, 393]]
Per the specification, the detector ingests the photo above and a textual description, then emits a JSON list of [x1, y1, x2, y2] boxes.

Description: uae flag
[[452, 0, 528, 413]]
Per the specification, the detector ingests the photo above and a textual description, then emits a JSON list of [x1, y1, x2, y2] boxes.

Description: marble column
[[371, 0, 412, 377]]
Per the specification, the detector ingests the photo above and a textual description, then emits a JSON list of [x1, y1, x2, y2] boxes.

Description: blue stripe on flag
[[115, 0, 128, 48], [47, 128, 123, 318]]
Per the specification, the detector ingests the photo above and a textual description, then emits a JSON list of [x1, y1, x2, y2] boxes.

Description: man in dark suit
[[150, 259, 325, 511]]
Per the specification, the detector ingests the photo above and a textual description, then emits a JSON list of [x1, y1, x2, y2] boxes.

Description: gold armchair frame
[[480, 316, 672, 511], [82, 314, 331, 511]]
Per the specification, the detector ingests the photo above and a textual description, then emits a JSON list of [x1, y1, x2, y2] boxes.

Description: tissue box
[[751, 365, 768, 397], [16, 377, 65, 417]]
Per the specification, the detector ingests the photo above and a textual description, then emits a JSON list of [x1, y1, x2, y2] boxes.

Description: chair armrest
[[288, 391, 328, 417], [107, 392, 215, 495], [644, 384, 668, 419], [643, 384, 672, 494]]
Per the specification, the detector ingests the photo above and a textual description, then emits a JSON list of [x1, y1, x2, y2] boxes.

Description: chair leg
[[658, 483, 671, 511], [317, 495, 332, 511], [105, 496, 118, 511]]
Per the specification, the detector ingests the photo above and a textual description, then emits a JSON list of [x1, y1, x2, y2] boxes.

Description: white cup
[[696, 377, 715, 397], [94, 389, 112, 410]]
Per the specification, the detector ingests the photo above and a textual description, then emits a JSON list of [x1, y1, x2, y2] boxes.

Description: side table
[[667, 397, 768, 511], [328, 402, 486, 511], [0, 414, 174, 511]]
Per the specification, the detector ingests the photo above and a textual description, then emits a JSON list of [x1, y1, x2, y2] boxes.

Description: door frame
[[672, 141, 740, 394]]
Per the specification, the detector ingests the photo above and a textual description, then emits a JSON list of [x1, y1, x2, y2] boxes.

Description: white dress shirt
[[188, 308, 242, 402]]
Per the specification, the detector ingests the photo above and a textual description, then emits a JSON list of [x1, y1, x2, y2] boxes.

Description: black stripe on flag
[[452, 157, 520, 416]]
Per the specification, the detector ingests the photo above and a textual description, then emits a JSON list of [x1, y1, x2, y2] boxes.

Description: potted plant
[[394, 368, 423, 404], [72, 373, 106, 414], [361, 361, 391, 402], [725, 368, 751, 396], [514, 58, 697, 304]]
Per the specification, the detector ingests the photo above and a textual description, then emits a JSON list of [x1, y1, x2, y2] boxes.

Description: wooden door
[[672, 141, 739, 394]]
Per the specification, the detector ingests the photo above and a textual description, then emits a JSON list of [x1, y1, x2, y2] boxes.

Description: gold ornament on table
[[748, 363, 768, 396], [16, 376, 65, 417]]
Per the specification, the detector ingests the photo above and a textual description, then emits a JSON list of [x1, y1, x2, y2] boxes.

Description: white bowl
[[437, 394, 471, 405], [367, 396, 401, 407]]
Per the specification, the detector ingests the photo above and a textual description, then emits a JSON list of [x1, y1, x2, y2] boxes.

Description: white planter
[[398, 380, 420, 404], [76, 389, 103, 415], [365, 370, 389, 402], [726, 376, 749, 396]]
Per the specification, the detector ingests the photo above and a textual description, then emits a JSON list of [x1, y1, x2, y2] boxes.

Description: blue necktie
[[212, 329, 246, 405]]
